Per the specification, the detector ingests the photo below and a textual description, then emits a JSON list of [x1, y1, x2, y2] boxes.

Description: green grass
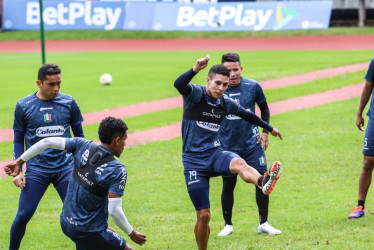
[[265, 69, 367, 103], [0, 50, 373, 129], [1, 97, 373, 249], [1, 27, 374, 41], [1, 30, 373, 248], [0, 66, 368, 161]]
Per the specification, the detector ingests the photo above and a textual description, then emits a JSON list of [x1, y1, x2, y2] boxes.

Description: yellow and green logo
[[273, 4, 300, 30]]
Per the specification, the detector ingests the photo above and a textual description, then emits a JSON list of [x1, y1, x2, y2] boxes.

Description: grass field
[[1, 98, 373, 249], [1, 28, 374, 249]]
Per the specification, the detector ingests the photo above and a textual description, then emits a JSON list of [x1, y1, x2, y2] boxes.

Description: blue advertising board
[[2, 0, 126, 30], [124, 1, 333, 31], [2, 0, 332, 31]]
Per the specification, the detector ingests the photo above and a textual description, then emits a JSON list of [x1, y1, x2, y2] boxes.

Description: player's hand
[[107, 225, 115, 232], [129, 230, 146, 245], [193, 55, 210, 73], [13, 172, 26, 190], [3, 160, 22, 177], [270, 128, 282, 140], [257, 133, 269, 151], [357, 115, 365, 131]]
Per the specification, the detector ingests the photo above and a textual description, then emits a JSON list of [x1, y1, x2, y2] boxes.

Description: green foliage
[[2, 98, 374, 249], [1, 27, 374, 41]]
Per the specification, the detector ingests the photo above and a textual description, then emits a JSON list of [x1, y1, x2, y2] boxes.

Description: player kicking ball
[[174, 55, 282, 250]]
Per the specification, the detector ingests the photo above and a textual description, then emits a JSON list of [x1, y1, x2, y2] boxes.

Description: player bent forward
[[4, 117, 146, 250], [174, 55, 283, 250]]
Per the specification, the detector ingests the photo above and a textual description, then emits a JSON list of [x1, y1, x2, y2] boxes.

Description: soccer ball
[[99, 73, 112, 85]]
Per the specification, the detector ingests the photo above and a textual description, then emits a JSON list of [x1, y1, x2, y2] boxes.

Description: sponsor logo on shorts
[[188, 179, 200, 185], [36, 125, 65, 137], [196, 121, 220, 131]]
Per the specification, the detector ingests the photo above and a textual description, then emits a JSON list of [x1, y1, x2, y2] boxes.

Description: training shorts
[[235, 144, 267, 173], [61, 221, 127, 250], [25, 167, 72, 189], [363, 117, 374, 156], [182, 148, 240, 210]]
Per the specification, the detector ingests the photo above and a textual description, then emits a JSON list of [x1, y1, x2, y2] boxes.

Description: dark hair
[[98, 117, 128, 144], [208, 64, 230, 79], [38, 64, 61, 82], [221, 52, 241, 65]]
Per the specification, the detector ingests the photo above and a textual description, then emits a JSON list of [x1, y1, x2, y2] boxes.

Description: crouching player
[[4, 117, 146, 250]]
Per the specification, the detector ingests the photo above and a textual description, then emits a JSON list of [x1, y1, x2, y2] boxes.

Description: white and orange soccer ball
[[99, 73, 112, 85]]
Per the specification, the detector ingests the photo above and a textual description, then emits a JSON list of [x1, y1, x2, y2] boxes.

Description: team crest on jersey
[[43, 113, 52, 123]]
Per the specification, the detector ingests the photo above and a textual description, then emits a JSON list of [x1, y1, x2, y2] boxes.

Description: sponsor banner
[[2, 0, 125, 30], [2, 0, 332, 31], [124, 1, 332, 31]]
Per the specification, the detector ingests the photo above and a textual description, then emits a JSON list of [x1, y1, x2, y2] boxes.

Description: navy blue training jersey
[[61, 138, 127, 232], [219, 77, 267, 151], [182, 84, 241, 152], [13, 92, 83, 173]]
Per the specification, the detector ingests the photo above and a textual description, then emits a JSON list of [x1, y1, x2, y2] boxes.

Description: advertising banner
[[2, 0, 126, 30], [124, 1, 333, 31], [2, 0, 332, 31]]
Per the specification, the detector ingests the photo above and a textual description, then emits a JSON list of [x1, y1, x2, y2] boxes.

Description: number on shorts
[[189, 171, 197, 180]]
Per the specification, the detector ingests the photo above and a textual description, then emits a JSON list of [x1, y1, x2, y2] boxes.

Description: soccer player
[[217, 52, 281, 236], [9, 64, 85, 250], [4, 117, 147, 250], [348, 57, 374, 219], [174, 55, 283, 250]]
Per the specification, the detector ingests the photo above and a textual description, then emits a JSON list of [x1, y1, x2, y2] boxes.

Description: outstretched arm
[[108, 194, 147, 246], [174, 55, 210, 95], [237, 107, 282, 140], [3, 137, 66, 177]]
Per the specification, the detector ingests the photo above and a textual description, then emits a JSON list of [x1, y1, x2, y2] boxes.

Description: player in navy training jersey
[[9, 64, 85, 250], [4, 117, 146, 250], [174, 55, 283, 250], [349, 57, 374, 219], [217, 52, 281, 236]]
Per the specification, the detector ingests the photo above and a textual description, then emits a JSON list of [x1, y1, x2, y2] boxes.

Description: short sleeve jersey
[[13, 92, 83, 172], [365, 58, 374, 118], [61, 137, 127, 232], [182, 84, 241, 152], [219, 77, 267, 151]]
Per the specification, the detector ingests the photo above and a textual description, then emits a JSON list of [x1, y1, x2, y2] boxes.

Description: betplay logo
[[176, 4, 273, 30], [26, 1, 122, 30]]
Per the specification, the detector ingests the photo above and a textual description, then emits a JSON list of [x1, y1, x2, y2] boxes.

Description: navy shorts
[[182, 148, 240, 210], [25, 167, 72, 189], [61, 222, 127, 250], [363, 118, 374, 156], [237, 144, 267, 173]]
